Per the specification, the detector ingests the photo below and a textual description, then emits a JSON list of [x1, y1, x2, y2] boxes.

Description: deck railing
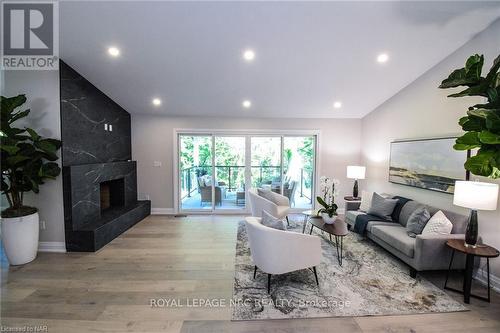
[[180, 165, 312, 202]]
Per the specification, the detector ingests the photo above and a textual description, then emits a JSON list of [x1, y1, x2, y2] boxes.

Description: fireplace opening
[[100, 178, 125, 212]]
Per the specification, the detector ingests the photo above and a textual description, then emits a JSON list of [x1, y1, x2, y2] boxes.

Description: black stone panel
[[60, 61, 131, 166]]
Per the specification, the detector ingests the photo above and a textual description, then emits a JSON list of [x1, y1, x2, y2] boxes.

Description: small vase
[[464, 210, 478, 247], [321, 213, 337, 224]]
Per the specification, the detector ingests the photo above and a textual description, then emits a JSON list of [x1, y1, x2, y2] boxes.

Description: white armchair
[[245, 216, 322, 293], [248, 188, 291, 224]]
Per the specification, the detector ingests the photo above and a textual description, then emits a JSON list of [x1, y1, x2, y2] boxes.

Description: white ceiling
[[60, 1, 500, 118]]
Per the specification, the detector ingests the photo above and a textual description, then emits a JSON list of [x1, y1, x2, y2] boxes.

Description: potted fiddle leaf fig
[[0, 94, 62, 265], [439, 54, 500, 178]]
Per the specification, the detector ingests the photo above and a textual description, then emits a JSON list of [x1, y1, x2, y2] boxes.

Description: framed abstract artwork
[[389, 137, 468, 194]]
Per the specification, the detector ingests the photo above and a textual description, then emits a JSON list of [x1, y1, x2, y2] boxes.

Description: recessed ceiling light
[[243, 49, 255, 61], [152, 98, 162, 106], [333, 101, 342, 109], [242, 100, 252, 108], [377, 53, 389, 63], [108, 47, 120, 57]]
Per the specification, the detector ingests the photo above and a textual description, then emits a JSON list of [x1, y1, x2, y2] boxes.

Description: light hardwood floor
[[1, 214, 499, 333]]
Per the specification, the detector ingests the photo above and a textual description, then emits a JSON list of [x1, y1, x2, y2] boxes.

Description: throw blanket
[[353, 214, 389, 234], [353, 196, 412, 234], [391, 196, 412, 222]]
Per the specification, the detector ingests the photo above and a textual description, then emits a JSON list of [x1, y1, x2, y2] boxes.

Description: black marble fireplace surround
[[60, 61, 150, 252]]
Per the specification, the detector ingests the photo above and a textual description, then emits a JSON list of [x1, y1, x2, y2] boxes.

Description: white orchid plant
[[316, 176, 340, 217]]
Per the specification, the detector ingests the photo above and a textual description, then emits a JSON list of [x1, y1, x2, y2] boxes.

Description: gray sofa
[[345, 198, 468, 277]]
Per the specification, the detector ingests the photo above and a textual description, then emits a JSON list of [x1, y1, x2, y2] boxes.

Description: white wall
[[131, 115, 362, 211], [361, 20, 500, 277], [1, 70, 65, 245]]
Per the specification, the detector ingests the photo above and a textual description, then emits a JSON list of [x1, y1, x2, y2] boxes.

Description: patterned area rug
[[232, 216, 467, 320]]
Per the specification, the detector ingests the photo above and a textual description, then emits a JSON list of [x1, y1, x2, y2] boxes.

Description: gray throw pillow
[[367, 192, 398, 220], [261, 210, 286, 231], [406, 206, 431, 238]]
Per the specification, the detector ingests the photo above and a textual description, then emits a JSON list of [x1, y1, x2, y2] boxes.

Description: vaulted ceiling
[[60, 1, 500, 118]]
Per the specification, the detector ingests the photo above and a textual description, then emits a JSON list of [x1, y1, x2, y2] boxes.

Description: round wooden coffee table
[[308, 216, 348, 266], [444, 239, 499, 304]]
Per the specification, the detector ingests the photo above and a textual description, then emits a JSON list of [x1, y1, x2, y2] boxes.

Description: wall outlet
[[109, 124, 113, 131], [40, 221, 46, 230], [153, 161, 162, 167], [104, 123, 108, 131]]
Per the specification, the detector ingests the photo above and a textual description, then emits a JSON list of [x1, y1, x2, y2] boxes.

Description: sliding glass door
[[179, 135, 213, 211], [250, 136, 314, 209], [283, 136, 314, 208], [178, 132, 316, 213], [251, 137, 282, 191], [214, 136, 246, 210]]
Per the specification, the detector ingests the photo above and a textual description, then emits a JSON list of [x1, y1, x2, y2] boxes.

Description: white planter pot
[[321, 213, 337, 225], [1, 212, 39, 265]]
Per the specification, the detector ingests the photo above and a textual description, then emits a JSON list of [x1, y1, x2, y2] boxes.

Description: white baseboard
[[38, 241, 66, 253], [474, 267, 500, 293], [151, 208, 330, 216], [151, 208, 176, 215]]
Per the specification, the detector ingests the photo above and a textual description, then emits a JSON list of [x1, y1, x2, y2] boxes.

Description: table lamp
[[346, 166, 366, 199], [453, 180, 499, 248]]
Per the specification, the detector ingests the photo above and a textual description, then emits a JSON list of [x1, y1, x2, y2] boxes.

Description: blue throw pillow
[[406, 206, 431, 238]]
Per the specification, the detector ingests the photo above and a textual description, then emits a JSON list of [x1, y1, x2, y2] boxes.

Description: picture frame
[[389, 137, 468, 194]]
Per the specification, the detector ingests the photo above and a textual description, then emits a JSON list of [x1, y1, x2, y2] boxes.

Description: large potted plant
[[0, 94, 61, 265], [439, 54, 500, 178]]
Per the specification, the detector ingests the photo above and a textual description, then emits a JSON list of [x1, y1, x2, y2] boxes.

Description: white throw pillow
[[359, 191, 373, 212], [261, 210, 286, 231], [422, 210, 453, 235]]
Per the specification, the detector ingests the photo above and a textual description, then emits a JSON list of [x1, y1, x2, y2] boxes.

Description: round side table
[[344, 196, 362, 212], [301, 210, 318, 234], [444, 239, 499, 304]]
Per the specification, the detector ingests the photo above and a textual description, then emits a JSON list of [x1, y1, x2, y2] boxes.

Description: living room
[[1, 1, 500, 332]]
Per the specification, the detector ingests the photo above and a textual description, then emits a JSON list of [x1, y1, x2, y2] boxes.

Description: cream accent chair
[[248, 188, 291, 224], [245, 217, 322, 293]]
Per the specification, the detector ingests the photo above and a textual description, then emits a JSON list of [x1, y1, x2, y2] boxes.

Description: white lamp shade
[[453, 181, 499, 210], [347, 166, 366, 180]]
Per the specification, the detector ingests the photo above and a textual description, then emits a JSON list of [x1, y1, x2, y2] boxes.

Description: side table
[[444, 239, 499, 304], [301, 210, 317, 234], [344, 196, 361, 212]]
